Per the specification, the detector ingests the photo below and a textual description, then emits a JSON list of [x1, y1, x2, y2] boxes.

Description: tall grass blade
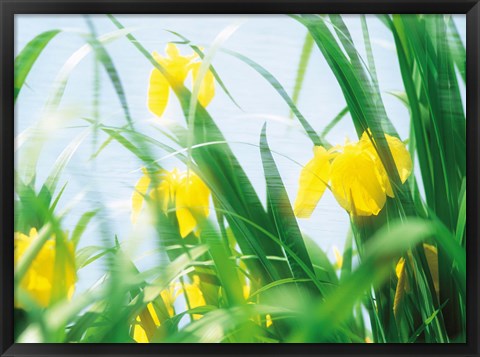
[[290, 32, 314, 118], [15, 30, 61, 103]]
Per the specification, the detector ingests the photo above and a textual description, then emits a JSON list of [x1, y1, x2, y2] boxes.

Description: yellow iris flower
[[14, 228, 76, 309], [294, 130, 412, 217], [133, 287, 176, 343], [133, 276, 206, 343], [182, 275, 207, 320], [148, 43, 215, 117], [132, 168, 211, 238], [393, 244, 439, 318]]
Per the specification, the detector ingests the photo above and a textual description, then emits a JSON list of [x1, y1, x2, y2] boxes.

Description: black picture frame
[[1, 0, 479, 356]]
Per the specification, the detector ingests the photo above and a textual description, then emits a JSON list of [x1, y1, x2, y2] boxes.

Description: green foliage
[[13, 14, 466, 343]]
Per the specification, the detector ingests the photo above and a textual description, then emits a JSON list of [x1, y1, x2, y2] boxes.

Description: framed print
[[1, 0, 479, 356]]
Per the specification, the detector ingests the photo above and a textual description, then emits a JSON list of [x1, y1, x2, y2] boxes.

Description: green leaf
[[290, 32, 314, 118], [221, 47, 323, 147], [15, 30, 61, 102], [260, 124, 318, 293], [70, 210, 99, 248], [85, 16, 133, 128]]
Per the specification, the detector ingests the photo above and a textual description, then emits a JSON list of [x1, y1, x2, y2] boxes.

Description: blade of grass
[[260, 124, 318, 293], [15, 29, 61, 103], [290, 32, 314, 118], [167, 30, 323, 147], [85, 15, 133, 129]]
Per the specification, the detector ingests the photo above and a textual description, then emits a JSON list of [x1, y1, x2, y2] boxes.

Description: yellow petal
[[330, 144, 386, 216], [394, 243, 438, 310], [191, 62, 215, 107], [394, 257, 407, 319], [243, 284, 250, 300], [360, 131, 412, 198], [14, 229, 76, 309], [147, 303, 161, 327], [423, 243, 439, 295], [184, 275, 206, 320], [175, 189, 198, 238], [175, 172, 210, 238], [160, 288, 176, 317], [156, 180, 174, 214], [164, 43, 193, 84], [385, 134, 412, 183], [147, 68, 170, 117], [186, 173, 211, 218], [294, 146, 331, 218], [266, 314, 273, 328], [132, 173, 151, 224], [133, 323, 149, 343], [333, 246, 343, 270], [165, 43, 181, 59], [133, 302, 160, 343]]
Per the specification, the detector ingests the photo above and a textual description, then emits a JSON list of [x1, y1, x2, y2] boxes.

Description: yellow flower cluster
[[132, 43, 215, 342], [294, 131, 412, 217], [132, 168, 211, 238], [14, 228, 76, 309], [136, 43, 215, 237], [148, 43, 215, 117]]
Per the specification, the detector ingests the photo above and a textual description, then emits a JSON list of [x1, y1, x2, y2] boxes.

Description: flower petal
[[330, 144, 386, 216], [423, 243, 439, 295], [131, 173, 151, 224], [147, 68, 170, 117], [191, 62, 215, 107], [183, 275, 206, 320], [360, 131, 412, 198], [147, 302, 161, 326], [385, 133, 413, 184], [160, 287, 176, 317], [133, 323, 149, 343], [165, 43, 181, 59], [175, 185, 198, 238], [164, 44, 192, 84], [175, 172, 210, 238], [294, 146, 331, 218], [333, 246, 343, 270], [187, 173, 211, 218], [394, 257, 407, 319]]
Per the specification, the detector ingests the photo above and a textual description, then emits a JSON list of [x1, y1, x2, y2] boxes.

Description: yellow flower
[[266, 314, 273, 328], [330, 141, 387, 216], [132, 168, 211, 238], [133, 287, 176, 343], [293, 146, 331, 218], [393, 244, 439, 318], [14, 228, 76, 309], [132, 276, 207, 342], [182, 275, 207, 320], [333, 246, 343, 270], [148, 43, 215, 117], [243, 284, 251, 300], [294, 130, 412, 217]]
